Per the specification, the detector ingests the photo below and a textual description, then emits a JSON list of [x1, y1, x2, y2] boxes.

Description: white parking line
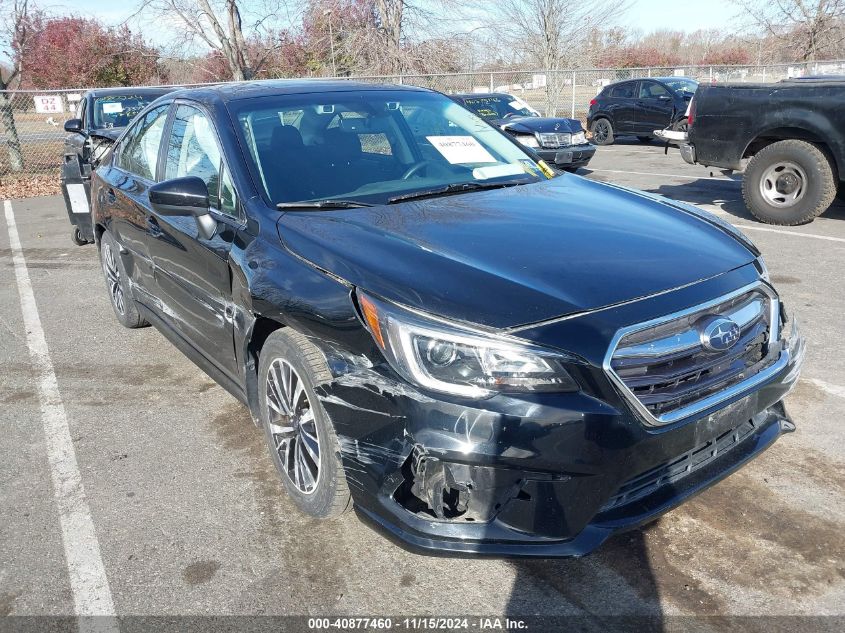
[[3, 200, 117, 629], [733, 224, 845, 244], [588, 168, 736, 181], [807, 378, 845, 400]]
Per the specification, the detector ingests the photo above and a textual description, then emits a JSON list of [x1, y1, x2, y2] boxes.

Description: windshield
[[458, 95, 539, 121], [93, 95, 157, 129], [232, 90, 548, 206], [661, 79, 698, 94]]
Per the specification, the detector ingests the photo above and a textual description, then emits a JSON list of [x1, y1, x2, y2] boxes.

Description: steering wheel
[[401, 160, 436, 180]]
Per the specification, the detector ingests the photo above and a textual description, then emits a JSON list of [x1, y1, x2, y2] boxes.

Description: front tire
[[99, 230, 147, 328], [590, 118, 614, 145], [258, 329, 351, 519], [742, 140, 837, 225]]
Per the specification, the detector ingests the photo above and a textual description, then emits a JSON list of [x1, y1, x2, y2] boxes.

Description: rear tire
[[99, 230, 147, 328], [742, 139, 837, 225], [258, 329, 351, 519], [672, 118, 689, 133], [590, 118, 614, 145]]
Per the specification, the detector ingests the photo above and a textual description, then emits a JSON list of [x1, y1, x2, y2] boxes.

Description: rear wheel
[[742, 139, 837, 225], [590, 118, 614, 145], [71, 226, 88, 246], [99, 230, 147, 328], [258, 329, 351, 519], [672, 118, 689, 133]]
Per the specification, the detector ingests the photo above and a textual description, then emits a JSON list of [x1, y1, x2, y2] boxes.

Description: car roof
[[86, 86, 176, 99], [651, 76, 697, 83], [166, 79, 431, 104], [451, 93, 511, 100]]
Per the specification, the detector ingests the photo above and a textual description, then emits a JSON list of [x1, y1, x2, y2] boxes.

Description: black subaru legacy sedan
[[90, 81, 805, 557]]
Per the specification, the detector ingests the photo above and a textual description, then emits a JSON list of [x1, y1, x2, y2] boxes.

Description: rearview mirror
[[64, 118, 83, 134], [149, 176, 217, 240]]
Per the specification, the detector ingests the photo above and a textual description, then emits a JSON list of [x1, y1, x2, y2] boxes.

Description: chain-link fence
[[2, 59, 844, 180]]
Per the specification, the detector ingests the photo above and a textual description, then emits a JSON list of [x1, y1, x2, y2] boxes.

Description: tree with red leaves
[[20, 16, 164, 89]]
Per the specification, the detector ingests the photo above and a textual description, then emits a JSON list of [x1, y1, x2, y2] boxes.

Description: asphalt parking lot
[[2, 141, 844, 628]]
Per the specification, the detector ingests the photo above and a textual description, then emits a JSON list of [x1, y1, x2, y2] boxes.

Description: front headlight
[[357, 291, 578, 398], [571, 131, 587, 144], [515, 134, 539, 148]]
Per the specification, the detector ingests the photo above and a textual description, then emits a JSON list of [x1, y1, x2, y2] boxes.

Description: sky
[[51, 0, 742, 38]]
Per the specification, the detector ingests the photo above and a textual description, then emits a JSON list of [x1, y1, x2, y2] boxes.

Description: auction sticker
[[102, 102, 124, 114], [426, 136, 495, 164]]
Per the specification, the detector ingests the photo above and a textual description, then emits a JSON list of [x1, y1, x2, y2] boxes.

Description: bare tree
[[480, 0, 629, 114], [135, 0, 297, 80], [737, 0, 845, 61], [0, 0, 35, 173]]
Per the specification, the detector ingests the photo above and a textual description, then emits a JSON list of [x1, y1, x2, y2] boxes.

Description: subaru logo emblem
[[554, 122, 560, 130], [699, 317, 741, 352]]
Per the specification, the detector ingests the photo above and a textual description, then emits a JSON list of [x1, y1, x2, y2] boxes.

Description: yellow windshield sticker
[[537, 160, 556, 179]]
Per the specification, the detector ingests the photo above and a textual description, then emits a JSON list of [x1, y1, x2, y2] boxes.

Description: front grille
[[607, 285, 779, 424], [601, 417, 758, 511], [538, 132, 572, 148]]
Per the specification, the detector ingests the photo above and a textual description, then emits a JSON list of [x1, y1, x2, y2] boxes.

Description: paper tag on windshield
[[102, 102, 123, 114], [426, 136, 495, 164]]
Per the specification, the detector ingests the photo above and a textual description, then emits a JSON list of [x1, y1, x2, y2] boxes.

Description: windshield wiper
[[387, 180, 524, 204], [276, 199, 374, 210]]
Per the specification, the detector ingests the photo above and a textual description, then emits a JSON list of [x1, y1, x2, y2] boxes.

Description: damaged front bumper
[[315, 333, 804, 558]]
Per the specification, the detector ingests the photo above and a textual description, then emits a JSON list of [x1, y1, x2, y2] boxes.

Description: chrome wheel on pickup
[[742, 139, 837, 225], [759, 161, 807, 208]]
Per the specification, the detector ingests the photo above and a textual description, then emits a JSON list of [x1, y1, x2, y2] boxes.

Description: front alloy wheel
[[266, 358, 321, 494], [257, 329, 351, 518]]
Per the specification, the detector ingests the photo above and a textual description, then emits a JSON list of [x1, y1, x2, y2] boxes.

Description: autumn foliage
[[20, 17, 165, 89]]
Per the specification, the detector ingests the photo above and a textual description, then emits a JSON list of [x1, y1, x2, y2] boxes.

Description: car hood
[[89, 127, 124, 141], [498, 117, 582, 134], [276, 177, 757, 329]]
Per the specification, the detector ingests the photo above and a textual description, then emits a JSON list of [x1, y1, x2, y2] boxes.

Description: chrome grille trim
[[603, 281, 787, 426]]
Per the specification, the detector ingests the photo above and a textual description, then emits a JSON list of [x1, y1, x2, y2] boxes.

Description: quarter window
[[165, 104, 226, 212], [118, 105, 169, 180], [610, 83, 636, 99]]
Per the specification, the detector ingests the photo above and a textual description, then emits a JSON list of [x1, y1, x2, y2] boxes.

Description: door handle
[[145, 216, 162, 237]]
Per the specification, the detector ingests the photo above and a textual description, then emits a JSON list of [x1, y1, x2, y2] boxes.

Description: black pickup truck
[[678, 79, 844, 225]]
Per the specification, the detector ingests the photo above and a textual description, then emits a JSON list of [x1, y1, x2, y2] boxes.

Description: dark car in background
[[62, 87, 175, 245], [90, 80, 803, 557], [587, 77, 697, 145], [451, 93, 595, 171]]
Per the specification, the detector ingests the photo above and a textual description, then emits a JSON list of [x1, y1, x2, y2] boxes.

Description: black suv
[[587, 77, 697, 145], [62, 87, 174, 245], [90, 81, 804, 557]]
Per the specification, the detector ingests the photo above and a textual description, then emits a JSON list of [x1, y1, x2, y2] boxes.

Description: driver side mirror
[[149, 176, 217, 240], [64, 118, 84, 134]]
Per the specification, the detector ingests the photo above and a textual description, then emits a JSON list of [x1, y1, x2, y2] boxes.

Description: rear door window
[[117, 105, 169, 181]]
